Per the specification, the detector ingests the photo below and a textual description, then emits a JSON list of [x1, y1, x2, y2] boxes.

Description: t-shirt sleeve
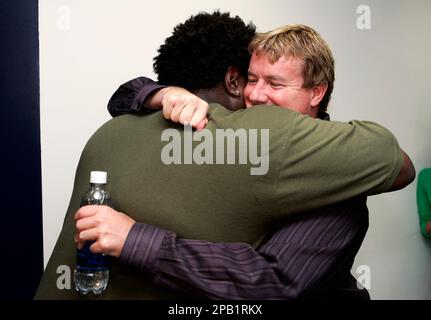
[[273, 113, 403, 214]]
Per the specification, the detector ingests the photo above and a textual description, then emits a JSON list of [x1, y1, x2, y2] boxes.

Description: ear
[[310, 84, 328, 108], [224, 66, 242, 97]]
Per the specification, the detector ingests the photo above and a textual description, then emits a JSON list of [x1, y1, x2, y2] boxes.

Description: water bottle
[[74, 171, 112, 295]]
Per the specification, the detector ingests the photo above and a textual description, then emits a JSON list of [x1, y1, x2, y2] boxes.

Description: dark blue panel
[[0, 0, 43, 299]]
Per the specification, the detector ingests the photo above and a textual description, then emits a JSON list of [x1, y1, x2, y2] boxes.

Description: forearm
[[147, 87, 170, 108], [151, 232, 293, 299], [119, 223, 296, 299], [107, 76, 166, 117], [119, 202, 362, 300]]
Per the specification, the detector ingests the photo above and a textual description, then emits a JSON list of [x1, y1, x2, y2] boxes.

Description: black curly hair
[[153, 11, 256, 90]]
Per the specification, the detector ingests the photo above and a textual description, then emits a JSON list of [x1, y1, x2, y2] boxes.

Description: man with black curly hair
[[155, 11, 253, 95], [36, 12, 413, 300], [109, 11, 254, 118]]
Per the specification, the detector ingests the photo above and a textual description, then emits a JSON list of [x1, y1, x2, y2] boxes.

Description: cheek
[[293, 92, 313, 113], [244, 86, 253, 108], [267, 91, 290, 108], [274, 90, 309, 111]]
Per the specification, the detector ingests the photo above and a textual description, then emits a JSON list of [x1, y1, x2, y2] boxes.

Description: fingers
[[75, 220, 91, 250], [74, 207, 105, 249], [74, 205, 101, 221], [74, 206, 110, 243], [89, 241, 107, 255], [75, 229, 111, 255], [74, 206, 133, 258], [76, 216, 98, 233], [196, 119, 208, 131], [179, 105, 197, 125], [162, 87, 185, 121], [170, 103, 186, 123], [77, 228, 99, 242], [74, 230, 106, 255], [160, 87, 209, 128], [190, 103, 209, 128], [162, 99, 175, 120], [169, 102, 208, 128], [75, 236, 85, 250]]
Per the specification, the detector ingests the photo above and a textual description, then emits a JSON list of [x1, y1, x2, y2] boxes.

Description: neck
[[192, 83, 232, 109], [192, 89, 216, 103], [193, 84, 240, 111]]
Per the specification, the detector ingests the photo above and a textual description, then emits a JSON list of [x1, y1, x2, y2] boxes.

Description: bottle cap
[[90, 171, 107, 184]]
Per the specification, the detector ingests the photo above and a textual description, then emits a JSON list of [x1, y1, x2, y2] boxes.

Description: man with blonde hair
[[38, 14, 414, 300], [245, 24, 335, 120]]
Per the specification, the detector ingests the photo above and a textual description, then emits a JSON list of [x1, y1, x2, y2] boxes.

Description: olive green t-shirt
[[35, 104, 402, 299]]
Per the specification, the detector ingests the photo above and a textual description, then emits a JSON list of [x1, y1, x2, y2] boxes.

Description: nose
[[247, 82, 268, 106]]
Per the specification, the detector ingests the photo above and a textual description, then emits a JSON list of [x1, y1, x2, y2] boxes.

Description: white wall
[[39, 0, 431, 299]]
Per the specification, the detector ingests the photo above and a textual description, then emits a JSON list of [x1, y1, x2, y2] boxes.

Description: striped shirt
[[119, 196, 370, 299]]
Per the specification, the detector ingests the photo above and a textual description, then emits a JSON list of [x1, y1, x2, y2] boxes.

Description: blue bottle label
[[76, 242, 110, 272]]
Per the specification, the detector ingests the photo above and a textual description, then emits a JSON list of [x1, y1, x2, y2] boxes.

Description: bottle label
[[76, 242, 110, 272]]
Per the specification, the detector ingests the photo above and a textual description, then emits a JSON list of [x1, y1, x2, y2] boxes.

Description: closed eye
[[270, 83, 285, 89]]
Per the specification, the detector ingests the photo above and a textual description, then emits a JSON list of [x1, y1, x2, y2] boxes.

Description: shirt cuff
[[119, 222, 168, 272], [131, 83, 167, 112]]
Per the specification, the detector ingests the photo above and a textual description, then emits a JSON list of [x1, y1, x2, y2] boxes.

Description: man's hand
[[74, 205, 136, 258], [154, 87, 208, 130]]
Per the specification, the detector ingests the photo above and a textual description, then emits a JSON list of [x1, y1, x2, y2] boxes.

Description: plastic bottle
[[74, 171, 112, 295]]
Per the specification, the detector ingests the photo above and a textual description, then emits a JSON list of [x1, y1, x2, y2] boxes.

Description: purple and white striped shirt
[[119, 197, 370, 299]]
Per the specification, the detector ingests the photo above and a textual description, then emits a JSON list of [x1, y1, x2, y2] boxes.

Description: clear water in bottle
[[74, 171, 112, 295]]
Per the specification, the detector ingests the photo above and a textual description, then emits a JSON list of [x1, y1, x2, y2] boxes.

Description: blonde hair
[[249, 24, 335, 116]]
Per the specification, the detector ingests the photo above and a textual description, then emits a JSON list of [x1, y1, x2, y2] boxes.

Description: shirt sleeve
[[271, 113, 404, 215], [107, 76, 166, 117], [417, 169, 431, 238], [119, 198, 368, 299]]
